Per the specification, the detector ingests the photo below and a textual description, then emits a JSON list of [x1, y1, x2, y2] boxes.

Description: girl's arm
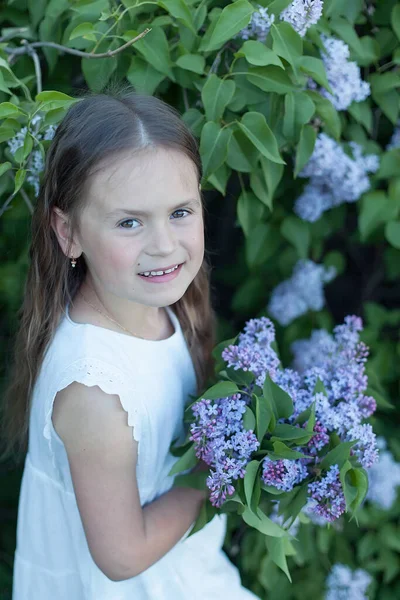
[[52, 382, 208, 582]]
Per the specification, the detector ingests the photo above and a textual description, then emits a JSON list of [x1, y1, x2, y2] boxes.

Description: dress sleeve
[[43, 357, 146, 477]]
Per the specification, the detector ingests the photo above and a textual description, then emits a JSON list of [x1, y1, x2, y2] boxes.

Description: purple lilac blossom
[[236, 4, 275, 43], [190, 394, 260, 507], [267, 259, 336, 326], [307, 464, 346, 522], [261, 457, 308, 491], [280, 0, 323, 37], [366, 437, 400, 510], [294, 133, 379, 222], [222, 316, 280, 387], [318, 36, 371, 111], [345, 423, 378, 468], [325, 564, 372, 600]]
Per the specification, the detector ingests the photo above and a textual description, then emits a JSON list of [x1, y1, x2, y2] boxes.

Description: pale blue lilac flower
[[236, 4, 275, 43], [267, 259, 336, 326], [325, 564, 372, 600], [386, 120, 400, 150], [222, 316, 280, 387], [261, 457, 308, 491], [280, 0, 323, 37], [307, 464, 346, 522], [294, 133, 380, 222], [366, 437, 400, 510], [319, 36, 371, 111], [190, 394, 260, 507], [344, 423, 378, 468], [269, 502, 300, 536]]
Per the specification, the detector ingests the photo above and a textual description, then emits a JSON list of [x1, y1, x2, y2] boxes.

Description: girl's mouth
[[138, 263, 184, 283]]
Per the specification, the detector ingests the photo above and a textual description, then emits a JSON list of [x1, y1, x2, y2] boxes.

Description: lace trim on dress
[[43, 357, 145, 478]]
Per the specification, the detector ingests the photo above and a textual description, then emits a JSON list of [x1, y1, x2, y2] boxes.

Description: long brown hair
[[0, 85, 217, 466]]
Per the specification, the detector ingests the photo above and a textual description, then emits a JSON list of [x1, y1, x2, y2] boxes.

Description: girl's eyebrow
[[105, 198, 201, 218]]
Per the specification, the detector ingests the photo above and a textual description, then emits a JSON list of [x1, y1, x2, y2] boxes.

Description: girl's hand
[[191, 459, 210, 474]]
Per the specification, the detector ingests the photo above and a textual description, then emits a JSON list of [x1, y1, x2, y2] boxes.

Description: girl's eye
[[117, 209, 191, 229]]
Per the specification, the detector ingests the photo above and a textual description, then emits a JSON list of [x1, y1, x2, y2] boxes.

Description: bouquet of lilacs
[[169, 314, 379, 574]]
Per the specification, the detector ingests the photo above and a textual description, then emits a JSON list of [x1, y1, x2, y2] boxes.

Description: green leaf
[[247, 65, 297, 94], [341, 465, 369, 515], [242, 506, 286, 537], [244, 460, 260, 506], [69, 22, 97, 41], [392, 4, 400, 40], [358, 191, 399, 241], [201, 380, 239, 401], [255, 394, 273, 441], [204, 0, 255, 52], [265, 536, 292, 582], [320, 441, 356, 470], [260, 156, 284, 209], [158, 0, 197, 34], [245, 223, 281, 268], [238, 112, 285, 164], [271, 424, 312, 443], [330, 17, 364, 56], [297, 56, 332, 93], [348, 100, 373, 134], [199, 121, 232, 181], [175, 53, 205, 74], [294, 124, 316, 177], [280, 215, 310, 259], [283, 92, 296, 139], [306, 91, 341, 139], [131, 27, 175, 81], [168, 444, 197, 476], [271, 22, 303, 75], [0, 102, 27, 119], [13, 168, 26, 194], [201, 75, 236, 122], [127, 55, 165, 95], [272, 441, 308, 460], [0, 161, 12, 178], [385, 221, 400, 249], [235, 41, 284, 67], [263, 374, 294, 419], [243, 406, 256, 432], [237, 191, 265, 235]]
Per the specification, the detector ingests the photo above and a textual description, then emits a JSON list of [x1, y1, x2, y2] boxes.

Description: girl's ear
[[51, 207, 82, 259]]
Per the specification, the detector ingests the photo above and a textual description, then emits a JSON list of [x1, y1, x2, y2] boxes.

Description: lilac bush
[[325, 564, 372, 600]]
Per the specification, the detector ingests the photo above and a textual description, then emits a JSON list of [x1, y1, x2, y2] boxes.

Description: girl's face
[[67, 147, 204, 313]]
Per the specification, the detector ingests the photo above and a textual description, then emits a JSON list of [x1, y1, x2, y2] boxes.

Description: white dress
[[12, 302, 260, 599]]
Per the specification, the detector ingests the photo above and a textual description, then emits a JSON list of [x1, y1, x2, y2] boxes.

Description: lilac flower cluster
[[294, 133, 380, 222], [237, 1, 323, 43], [262, 457, 308, 491], [318, 36, 371, 111], [189, 314, 378, 518], [308, 464, 346, 522], [366, 437, 400, 510], [237, 4, 275, 43], [267, 259, 336, 326], [325, 564, 372, 600], [280, 0, 323, 37], [7, 115, 57, 196], [189, 394, 260, 507]]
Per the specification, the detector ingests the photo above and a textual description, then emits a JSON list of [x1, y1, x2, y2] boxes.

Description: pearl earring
[[70, 256, 77, 268]]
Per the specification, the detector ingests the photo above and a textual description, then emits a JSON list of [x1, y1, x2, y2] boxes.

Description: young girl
[[3, 88, 260, 599]]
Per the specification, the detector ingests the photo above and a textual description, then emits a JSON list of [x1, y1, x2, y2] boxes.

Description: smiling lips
[[138, 263, 184, 282], [138, 263, 181, 276]]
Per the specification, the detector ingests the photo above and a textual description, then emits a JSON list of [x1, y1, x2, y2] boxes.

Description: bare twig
[[0, 190, 16, 218], [0, 27, 30, 43], [4, 28, 152, 60], [22, 41, 42, 94]]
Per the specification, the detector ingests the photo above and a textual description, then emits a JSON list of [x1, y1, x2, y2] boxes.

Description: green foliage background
[[0, 0, 400, 598]]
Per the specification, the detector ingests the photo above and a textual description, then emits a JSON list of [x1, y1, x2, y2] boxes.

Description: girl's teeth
[[141, 264, 179, 277]]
